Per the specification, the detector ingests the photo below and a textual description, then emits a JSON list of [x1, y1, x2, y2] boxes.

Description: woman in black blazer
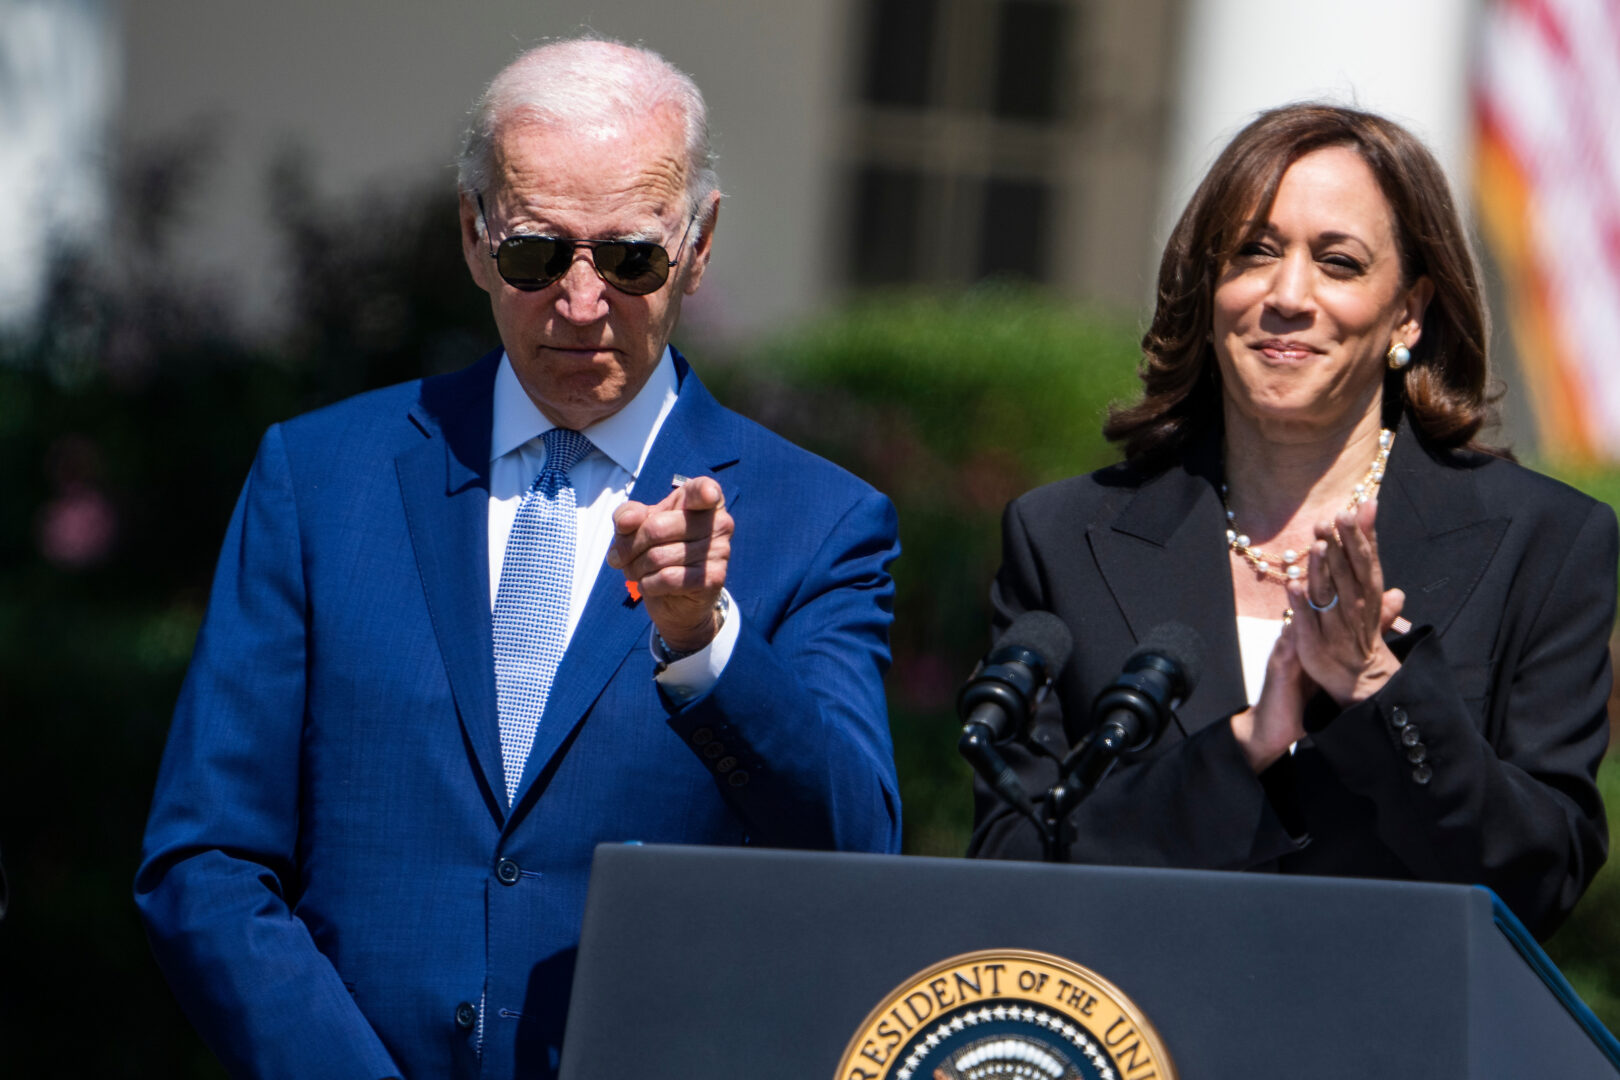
[[968, 104, 1615, 941]]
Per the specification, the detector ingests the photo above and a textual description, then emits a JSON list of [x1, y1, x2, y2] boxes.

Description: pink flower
[[37, 487, 118, 568]]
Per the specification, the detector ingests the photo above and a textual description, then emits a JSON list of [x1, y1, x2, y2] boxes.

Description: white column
[[0, 0, 115, 329], [1156, 0, 1477, 259]]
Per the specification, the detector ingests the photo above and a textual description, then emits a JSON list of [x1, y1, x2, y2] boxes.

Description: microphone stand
[[963, 713, 1139, 863], [958, 724, 1042, 831], [1035, 659, 1185, 861], [960, 631, 1190, 862], [1036, 726, 1134, 863]]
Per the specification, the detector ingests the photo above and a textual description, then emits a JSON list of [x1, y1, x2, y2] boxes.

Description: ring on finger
[[1302, 586, 1341, 612]]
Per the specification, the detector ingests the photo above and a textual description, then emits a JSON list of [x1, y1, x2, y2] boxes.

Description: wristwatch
[[653, 590, 731, 672]]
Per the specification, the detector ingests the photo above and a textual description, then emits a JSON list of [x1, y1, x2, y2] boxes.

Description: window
[[851, 165, 927, 284], [860, 0, 939, 108], [991, 1, 1067, 121], [845, 0, 1073, 288], [978, 178, 1050, 280]]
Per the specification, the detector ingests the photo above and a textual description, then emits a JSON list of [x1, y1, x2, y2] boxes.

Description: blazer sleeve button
[[691, 727, 714, 746], [727, 769, 750, 788], [703, 742, 725, 760], [1400, 726, 1421, 747], [454, 1001, 478, 1030], [1389, 706, 1409, 729], [1412, 763, 1433, 785]]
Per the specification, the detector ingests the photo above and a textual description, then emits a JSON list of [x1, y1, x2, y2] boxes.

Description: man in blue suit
[[136, 37, 901, 1080]]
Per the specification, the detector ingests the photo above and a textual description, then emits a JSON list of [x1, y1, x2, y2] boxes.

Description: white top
[[1235, 615, 1286, 707], [487, 348, 738, 702]]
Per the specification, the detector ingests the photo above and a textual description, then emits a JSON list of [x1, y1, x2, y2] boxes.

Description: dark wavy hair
[[1106, 103, 1497, 465]]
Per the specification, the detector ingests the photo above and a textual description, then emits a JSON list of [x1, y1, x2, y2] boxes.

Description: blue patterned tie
[[493, 427, 594, 806]]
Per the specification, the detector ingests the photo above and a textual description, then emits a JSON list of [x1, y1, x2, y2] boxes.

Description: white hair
[[458, 35, 720, 240]]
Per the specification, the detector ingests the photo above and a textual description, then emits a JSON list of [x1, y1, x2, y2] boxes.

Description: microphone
[[957, 611, 1074, 742], [1051, 622, 1204, 816], [957, 612, 1074, 824], [1069, 621, 1204, 753]]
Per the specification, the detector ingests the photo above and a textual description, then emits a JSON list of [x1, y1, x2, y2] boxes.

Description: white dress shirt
[[487, 348, 738, 701], [1234, 615, 1284, 707], [1236, 614, 1296, 755]]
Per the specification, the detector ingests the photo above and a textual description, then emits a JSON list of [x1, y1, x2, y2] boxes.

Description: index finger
[[1355, 497, 1379, 545], [612, 502, 649, 541], [673, 476, 724, 513], [1336, 499, 1383, 594], [616, 480, 689, 531]]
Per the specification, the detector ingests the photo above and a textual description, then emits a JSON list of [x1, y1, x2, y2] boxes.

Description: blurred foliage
[[1535, 463, 1620, 1021], [5, 140, 1620, 1077], [0, 147, 495, 1079], [1548, 762, 1620, 1029], [1541, 463, 1620, 514], [705, 292, 1142, 854]]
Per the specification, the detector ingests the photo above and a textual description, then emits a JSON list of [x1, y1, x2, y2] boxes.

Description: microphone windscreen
[[1132, 621, 1204, 695], [997, 611, 1074, 676]]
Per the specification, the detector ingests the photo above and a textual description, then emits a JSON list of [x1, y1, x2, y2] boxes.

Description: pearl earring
[[1387, 342, 1412, 370]]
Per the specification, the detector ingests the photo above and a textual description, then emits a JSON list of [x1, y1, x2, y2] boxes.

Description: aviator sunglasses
[[477, 192, 699, 296]]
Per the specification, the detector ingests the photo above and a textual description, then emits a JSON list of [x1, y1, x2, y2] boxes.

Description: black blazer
[[968, 425, 1616, 939]]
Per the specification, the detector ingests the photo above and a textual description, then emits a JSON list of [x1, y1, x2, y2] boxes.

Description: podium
[[558, 844, 1620, 1078]]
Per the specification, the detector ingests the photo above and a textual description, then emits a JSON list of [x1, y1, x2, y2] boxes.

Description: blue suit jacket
[[135, 350, 902, 1079]]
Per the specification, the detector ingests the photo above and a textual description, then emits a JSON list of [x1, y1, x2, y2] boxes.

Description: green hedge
[[1535, 464, 1620, 1024], [713, 292, 1620, 1030], [6, 153, 1619, 1071], [707, 288, 1142, 854]]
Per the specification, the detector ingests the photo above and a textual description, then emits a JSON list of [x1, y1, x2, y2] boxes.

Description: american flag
[[1474, 0, 1620, 461]]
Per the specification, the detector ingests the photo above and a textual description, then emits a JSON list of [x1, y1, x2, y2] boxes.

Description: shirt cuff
[[650, 589, 739, 704]]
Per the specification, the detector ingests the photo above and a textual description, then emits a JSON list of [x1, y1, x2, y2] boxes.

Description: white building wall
[[117, 0, 850, 340], [1158, 0, 1478, 264]]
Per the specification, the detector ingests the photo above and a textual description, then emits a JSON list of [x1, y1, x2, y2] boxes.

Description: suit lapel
[[1084, 427, 1508, 743], [397, 352, 508, 820], [1374, 431, 1508, 639], [509, 357, 743, 814], [1086, 453, 1250, 735]]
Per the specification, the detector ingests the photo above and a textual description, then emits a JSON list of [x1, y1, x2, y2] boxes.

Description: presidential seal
[[835, 949, 1175, 1080]]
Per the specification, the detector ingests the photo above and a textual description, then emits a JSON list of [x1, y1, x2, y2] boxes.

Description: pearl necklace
[[1222, 428, 1394, 616]]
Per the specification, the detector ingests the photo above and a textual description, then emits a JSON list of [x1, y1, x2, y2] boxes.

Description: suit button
[[1389, 707, 1409, 729], [716, 756, 737, 774], [728, 769, 750, 788], [1400, 726, 1421, 747], [692, 727, 714, 745], [1406, 743, 1427, 764], [454, 1001, 478, 1030], [1412, 764, 1433, 785], [495, 858, 521, 885], [703, 742, 724, 760]]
